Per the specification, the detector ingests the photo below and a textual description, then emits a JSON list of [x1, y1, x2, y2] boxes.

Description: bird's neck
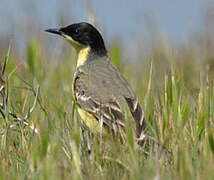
[[76, 46, 107, 67], [76, 46, 91, 67]]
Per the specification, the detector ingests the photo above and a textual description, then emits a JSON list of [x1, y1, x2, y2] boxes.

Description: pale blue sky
[[0, 0, 212, 52]]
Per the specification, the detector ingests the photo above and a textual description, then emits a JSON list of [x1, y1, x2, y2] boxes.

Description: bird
[[45, 22, 146, 145]]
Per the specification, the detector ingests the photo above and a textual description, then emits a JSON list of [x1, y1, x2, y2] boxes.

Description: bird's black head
[[45, 22, 107, 57]]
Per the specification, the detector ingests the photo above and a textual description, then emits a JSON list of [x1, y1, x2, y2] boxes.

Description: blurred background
[[0, 0, 214, 97], [0, 0, 213, 58], [1, 0, 214, 101]]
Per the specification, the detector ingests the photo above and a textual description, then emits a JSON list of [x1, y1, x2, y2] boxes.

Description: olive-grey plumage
[[74, 55, 146, 143]]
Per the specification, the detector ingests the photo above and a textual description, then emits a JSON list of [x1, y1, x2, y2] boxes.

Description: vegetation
[[1, 27, 214, 179]]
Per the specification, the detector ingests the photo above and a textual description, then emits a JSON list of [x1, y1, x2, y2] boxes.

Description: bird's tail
[[125, 97, 146, 146]]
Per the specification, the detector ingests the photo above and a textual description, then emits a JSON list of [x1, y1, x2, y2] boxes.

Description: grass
[[0, 37, 214, 180]]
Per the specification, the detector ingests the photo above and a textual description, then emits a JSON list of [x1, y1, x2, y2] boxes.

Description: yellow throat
[[76, 47, 90, 67]]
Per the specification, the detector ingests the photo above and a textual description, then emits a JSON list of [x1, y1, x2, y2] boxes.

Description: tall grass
[[0, 37, 214, 179]]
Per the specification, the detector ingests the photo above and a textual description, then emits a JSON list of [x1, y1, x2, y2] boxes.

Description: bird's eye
[[74, 29, 79, 35]]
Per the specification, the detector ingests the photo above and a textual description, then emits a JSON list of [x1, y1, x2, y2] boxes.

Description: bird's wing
[[74, 69, 126, 133], [74, 58, 146, 139]]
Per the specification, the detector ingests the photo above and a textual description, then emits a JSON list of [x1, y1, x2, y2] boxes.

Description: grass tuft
[[0, 38, 214, 179]]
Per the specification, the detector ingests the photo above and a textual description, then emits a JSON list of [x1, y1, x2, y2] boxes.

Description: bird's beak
[[45, 28, 62, 35], [45, 27, 81, 49]]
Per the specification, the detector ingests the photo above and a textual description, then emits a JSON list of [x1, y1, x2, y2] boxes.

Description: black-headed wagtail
[[45, 22, 146, 145]]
